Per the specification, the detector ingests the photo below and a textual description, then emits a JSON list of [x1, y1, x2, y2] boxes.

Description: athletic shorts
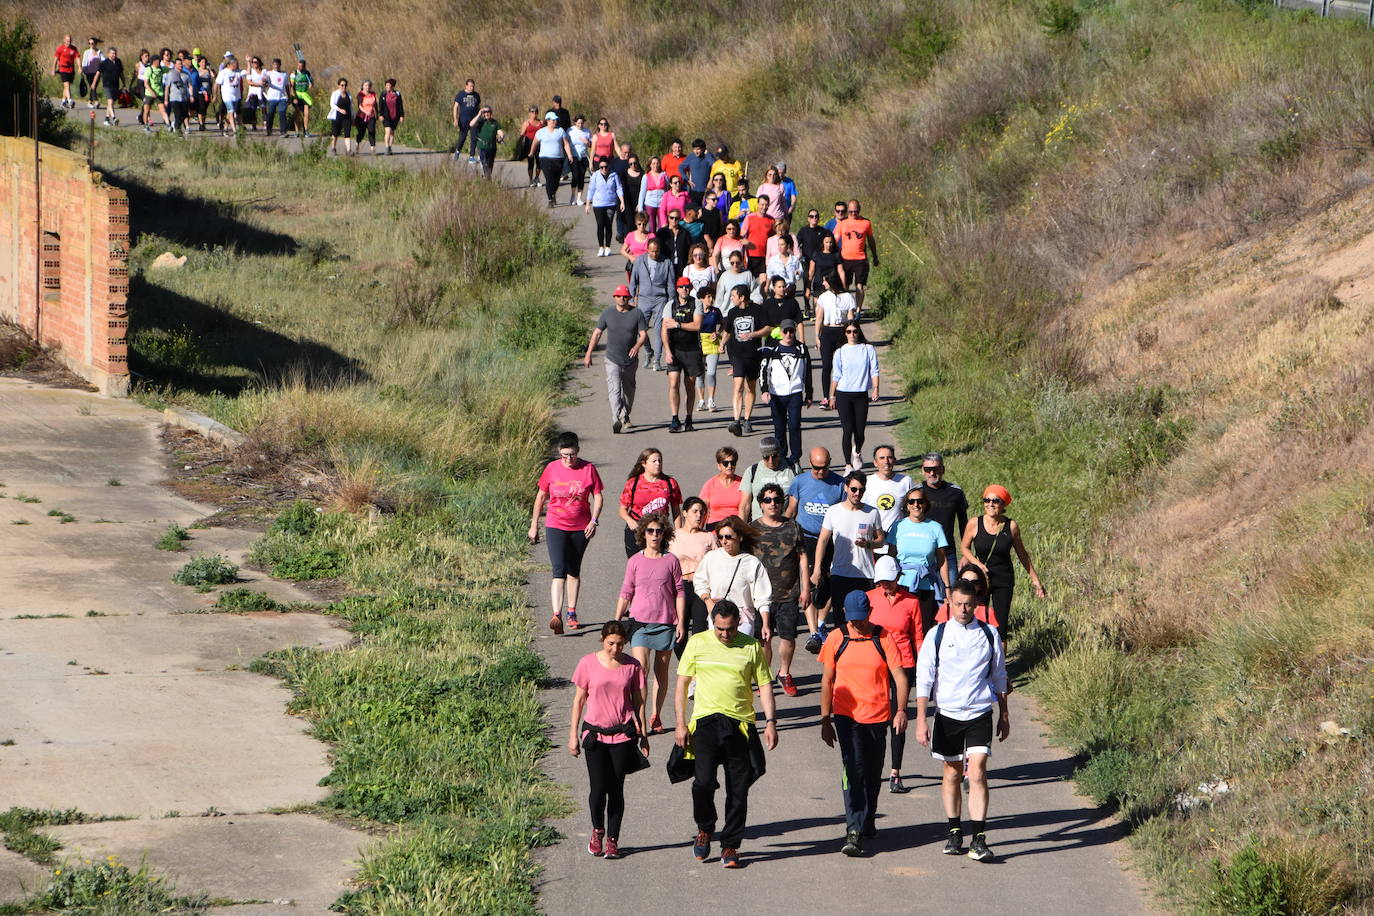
[[771, 601, 802, 640], [930, 710, 993, 761], [59, 71, 75, 83], [842, 258, 870, 286], [800, 533, 831, 609], [330, 117, 348, 137], [667, 346, 704, 378], [544, 526, 589, 579], [747, 256, 766, 276], [727, 345, 761, 381], [382, 117, 400, 129], [630, 621, 676, 652], [222, 99, 239, 113], [101, 86, 117, 100]]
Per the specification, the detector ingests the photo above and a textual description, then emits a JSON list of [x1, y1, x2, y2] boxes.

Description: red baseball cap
[[676, 277, 693, 287], [613, 285, 631, 298]]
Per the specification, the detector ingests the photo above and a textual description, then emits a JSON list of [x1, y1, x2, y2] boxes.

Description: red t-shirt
[[698, 474, 743, 525], [866, 585, 924, 667], [662, 153, 686, 182], [54, 44, 78, 73], [537, 458, 604, 532], [743, 213, 775, 259], [620, 474, 682, 521]]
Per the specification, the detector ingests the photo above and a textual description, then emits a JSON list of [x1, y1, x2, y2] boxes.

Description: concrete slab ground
[[48, 814, 368, 914], [0, 378, 358, 906], [0, 849, 48, 903]]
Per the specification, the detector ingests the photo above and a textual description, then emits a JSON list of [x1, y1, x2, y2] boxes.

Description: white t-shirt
[[263, 69, 289, 101], [866, 473, 914, 532], [817, 290, 856, 325], [821, 502, 882, 579], [534, 125, 567, 158], [215, 68, 242, 102]]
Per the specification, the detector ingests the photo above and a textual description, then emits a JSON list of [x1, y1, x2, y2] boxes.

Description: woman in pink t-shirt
[[617, 447, 682, 557], [698, 445, 742, 530], [670, 496, 718, 642], [568, 620, 647, 860], [614, 512, 685, 733], [530, 432, 604, 634]]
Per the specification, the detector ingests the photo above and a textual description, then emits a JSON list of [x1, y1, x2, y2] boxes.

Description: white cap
[[874, 556, 900, 583]]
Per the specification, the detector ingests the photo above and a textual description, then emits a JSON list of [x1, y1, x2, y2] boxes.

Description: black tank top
[[971, 516, 1014, 588]]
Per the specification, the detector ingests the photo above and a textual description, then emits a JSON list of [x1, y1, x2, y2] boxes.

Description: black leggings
[[539, 157, 563, 201], [890, 665, 917, 771], [989, 585, 1014, 637], [819, 325, 846, 400], [355, 117, 376, 146], [835, 391, 870, 462], [594, 206, 617, 247], [585, 738, 637, 836], [571, 156, 589, 192]]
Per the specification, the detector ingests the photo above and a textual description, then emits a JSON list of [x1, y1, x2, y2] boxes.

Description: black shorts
[[330, 117, 349, 137], [930, 710, 994, 761], [101, 86, 117, 101], [747, 256, 766, 276], [60, 71, 75, 83], [727, 345, 761, 380], [800, 534, 831, 609], [842, 258, 870, 286], [667, 346, 704, 378], [771, 601, 802, 640], [382, 117, 400, 129]]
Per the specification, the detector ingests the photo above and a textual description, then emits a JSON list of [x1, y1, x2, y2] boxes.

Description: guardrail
[[1276, 0, 1374, 25]]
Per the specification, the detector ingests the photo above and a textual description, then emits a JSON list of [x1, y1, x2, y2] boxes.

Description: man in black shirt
[[724, 285, 772, 437], [452, 79, 481, 162], [663, 278, 704, 433], [97, 47, 125, 126], [916, 452, 968, 592], [551, 94, 571, 130]]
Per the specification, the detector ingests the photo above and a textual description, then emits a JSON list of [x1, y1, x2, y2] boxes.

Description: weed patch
[[155, 523, 191, 551], [213, 588, 286, 613], [171, 555, 239, 592]]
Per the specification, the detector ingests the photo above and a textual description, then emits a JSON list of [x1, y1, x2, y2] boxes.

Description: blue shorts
[[223, 99, 239, 113], [629, 621, 675, 651]]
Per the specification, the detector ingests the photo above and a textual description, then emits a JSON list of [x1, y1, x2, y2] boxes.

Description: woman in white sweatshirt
[[693, 515, 772, 639]]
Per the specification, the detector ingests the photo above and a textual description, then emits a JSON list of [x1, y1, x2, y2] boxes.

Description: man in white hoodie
[[758, 319, 812, 467], [914, 581, 1010, 864]]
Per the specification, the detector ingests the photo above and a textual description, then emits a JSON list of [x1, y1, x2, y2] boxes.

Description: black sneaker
[[841, 831, 863, 857], [683, 417, 695, 432], [728, 421, 742, 437], [968, 834, 993, 862], [669, 417, 682, 433], [804, 631, 824, 655], [743, 419, 753, 435], [612, 418, 623, 435], [943, 830, 965, 856], [889, 775, 909, 794]]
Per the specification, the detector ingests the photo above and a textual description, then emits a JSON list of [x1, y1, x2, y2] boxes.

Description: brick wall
[[0, 137, 129, 395]]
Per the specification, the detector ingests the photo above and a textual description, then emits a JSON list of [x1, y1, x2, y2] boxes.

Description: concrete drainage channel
[[0, 379, 363, 912]]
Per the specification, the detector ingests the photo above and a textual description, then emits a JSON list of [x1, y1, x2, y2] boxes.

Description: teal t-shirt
[[892, 518, 948, 592]]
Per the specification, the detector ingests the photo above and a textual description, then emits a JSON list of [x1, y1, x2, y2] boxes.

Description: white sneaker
[[696, 398, 705, 410], [852, 449, 863, 469], [707, 398, 717, 412]]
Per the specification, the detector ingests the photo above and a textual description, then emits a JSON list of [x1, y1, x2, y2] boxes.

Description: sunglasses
[[669, 216, 680, 221], [718, 532, 737, 541], [983, 497, 1004, 505], [910, 498, 928, 506], [645, 528, 665, 535], [720, 460, 736, 467], [846, 486, 864, 493], [759, 496, 782, 504], [922, 466, 943, 472], [808, 213, 819, 219], [845, 329, 860, 335]]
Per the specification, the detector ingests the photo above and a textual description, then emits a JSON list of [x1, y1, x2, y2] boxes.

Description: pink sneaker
[[603, 837, 621, 859], [588, 828, 604, 857]]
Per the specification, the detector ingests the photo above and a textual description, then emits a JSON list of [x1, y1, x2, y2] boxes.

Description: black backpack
[[832, 624, 891, 682], [931, 620, 996, 680]]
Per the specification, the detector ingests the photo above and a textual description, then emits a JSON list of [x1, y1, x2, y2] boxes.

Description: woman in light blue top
[[533, 112, 572, 207], [568, 114, 593, 206], [830, 320, 880, 472], [889, 489, 950, 632], [585, 157, 625, 257]]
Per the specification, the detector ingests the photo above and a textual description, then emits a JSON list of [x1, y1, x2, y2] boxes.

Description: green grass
[[212, 588, 286, 613], [154, 523, 191, 551], [171, 555, 239, 592], [0, 809, 121, 866], [6, 860, 214, 915], [45, 509, 77, 524]]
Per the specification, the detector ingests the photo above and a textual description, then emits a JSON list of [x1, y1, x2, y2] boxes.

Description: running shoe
[[721, 847, 742, 868], [804, 630, 824, 655], [565, 609, 579, 631], [728, 421, 742, 437], [683, 417, 695, 432], [602, 837, 621, 859], [781, 673, 798, 697], [890, 775, 909, 794], [707, 398, 718, 411], [968, 834, 994, 862], [669, 416, 682, 434], [692, 830, 712, 861], [588, 828, 604, 857], [943, 830, 965, 856], [743, 419, 753, 435], [468, 155, 477, 164], [841, 832, 863, 857], [696, 398, 706, 411], [621, 419, 634, 431], [548, 614, 563, 635]]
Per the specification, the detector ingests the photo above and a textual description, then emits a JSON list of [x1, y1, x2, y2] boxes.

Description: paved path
[[521, 179, 1159, 914]]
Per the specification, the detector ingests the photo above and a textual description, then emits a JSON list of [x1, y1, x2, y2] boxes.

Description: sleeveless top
[[642, 171, 668, 208], [625, 230, 651, 258], [592, 132, 616, 160], [971, 516, 1014, 588]]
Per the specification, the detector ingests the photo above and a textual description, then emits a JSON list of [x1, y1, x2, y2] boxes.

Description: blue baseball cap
[[843, 591, 871, 622]]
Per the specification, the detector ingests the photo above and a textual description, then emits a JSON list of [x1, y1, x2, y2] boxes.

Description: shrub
[[171, 555, 239, 591], [1038, 0, 1083, 36], [268, 501, 320, 537], [213, 588, 285, 612], [29, 860, 209, 913], [154, 523, 190, 551]]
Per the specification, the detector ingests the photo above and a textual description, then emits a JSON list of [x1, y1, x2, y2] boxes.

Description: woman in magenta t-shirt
[[530, 432, 604, 634], [568, 620, 647, 860], [617, 447, 682, 557], [614, 512, 685, 733]]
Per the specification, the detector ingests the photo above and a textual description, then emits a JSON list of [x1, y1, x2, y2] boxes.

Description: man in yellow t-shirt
[[710, 143, 745, 194], [675, 600, 777, 869]]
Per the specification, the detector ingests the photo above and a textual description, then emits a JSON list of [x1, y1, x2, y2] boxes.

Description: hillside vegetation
[[13, 0, 1374, 910]]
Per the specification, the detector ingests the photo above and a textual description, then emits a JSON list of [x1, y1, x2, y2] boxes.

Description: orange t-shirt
[[698, 474, 742, 525], [866, 585, 923, 668], [836, 217, 873, 261], [662, 153, 686, 182], [743, 213, 775, 259], [820, 626, 899, 724]]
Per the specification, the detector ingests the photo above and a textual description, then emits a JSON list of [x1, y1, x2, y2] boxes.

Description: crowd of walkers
[[534, 430, 1047, 866]]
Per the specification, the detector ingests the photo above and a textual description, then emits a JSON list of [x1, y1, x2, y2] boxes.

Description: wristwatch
[[764, 718, 777, 724]]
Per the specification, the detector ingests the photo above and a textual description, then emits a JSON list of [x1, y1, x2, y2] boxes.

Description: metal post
[[1321, 0, 1330, 16], [32, 75, 41, 344], [1367, 0, 1373, 27]]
